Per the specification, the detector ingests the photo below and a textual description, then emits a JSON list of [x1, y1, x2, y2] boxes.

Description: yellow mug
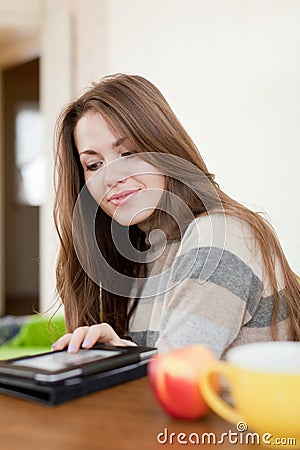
[[201, 342, 300, 448]]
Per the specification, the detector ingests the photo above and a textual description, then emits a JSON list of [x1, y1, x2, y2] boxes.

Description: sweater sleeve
[[156, 215, 263, 358]]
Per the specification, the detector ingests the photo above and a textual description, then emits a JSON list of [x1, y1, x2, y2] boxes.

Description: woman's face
[[74, 112, 166, 227]]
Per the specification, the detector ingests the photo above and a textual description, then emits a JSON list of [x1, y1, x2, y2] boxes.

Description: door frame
[[0, 34, 40, 315]]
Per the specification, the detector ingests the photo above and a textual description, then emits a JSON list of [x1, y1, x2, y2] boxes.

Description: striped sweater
[[127, 214, 290, 358]]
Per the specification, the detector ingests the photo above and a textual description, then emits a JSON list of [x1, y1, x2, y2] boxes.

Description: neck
[[137, 212, 182, 242]]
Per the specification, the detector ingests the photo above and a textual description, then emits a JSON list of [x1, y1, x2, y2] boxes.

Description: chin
[[112, 217, 132, 227], [111, 210, 155, 228]]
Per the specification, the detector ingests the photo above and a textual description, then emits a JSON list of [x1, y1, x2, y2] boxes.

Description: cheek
[[128, 173, 166, 209], [157, 174, 166, 191], [85, 173, 107, 205], [132, 174, 166, 214], [147, 174, 166, 199]]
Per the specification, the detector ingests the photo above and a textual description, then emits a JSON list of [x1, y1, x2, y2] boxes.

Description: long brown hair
[[54, 73, 300, 340]]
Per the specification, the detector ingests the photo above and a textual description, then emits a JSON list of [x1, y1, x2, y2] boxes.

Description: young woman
[[52, 73, 300, 358]]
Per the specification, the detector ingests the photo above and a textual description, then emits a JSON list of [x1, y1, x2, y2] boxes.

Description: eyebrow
[[113, 136, 127, 147], [79, 137, 127, 155]]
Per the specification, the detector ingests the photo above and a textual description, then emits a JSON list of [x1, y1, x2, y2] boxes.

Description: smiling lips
[[108, 189, 140, 207]]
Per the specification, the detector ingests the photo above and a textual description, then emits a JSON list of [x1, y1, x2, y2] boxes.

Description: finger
[[82, 323, 124, 348], [51, 333, 73, 351], [67, 326, 90, 353]]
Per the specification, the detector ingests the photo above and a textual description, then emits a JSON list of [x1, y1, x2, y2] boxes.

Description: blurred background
[[0, 0, 299, 317]]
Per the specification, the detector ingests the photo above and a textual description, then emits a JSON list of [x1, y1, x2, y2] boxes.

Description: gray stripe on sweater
[[159, 311, 235, 358], [171, 247, 262, 313], [245, 291, 288, 328]]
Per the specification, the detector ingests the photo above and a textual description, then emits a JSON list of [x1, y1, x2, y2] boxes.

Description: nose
[[102, 159, 126, 188]]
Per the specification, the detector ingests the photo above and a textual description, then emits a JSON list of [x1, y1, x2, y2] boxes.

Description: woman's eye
[[121, 151, 132, 157], [86, 161, 103, 171]]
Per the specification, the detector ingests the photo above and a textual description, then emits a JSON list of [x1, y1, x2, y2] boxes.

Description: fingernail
[[68, 344, 75, 353], [51, 342, 58, 349], [82, 339, 90, 348]]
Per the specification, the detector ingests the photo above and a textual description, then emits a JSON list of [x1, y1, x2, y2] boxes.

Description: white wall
[[70, 0, 108, 96], [0, 0, 41, 25], [98, 0, 300, 273], [39, 0, 73, 312]]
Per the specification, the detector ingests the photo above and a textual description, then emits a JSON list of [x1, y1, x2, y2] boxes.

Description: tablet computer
[[0, 344, 156, 405]]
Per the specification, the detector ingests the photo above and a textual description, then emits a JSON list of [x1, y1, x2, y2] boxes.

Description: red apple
[[147, 344, 218, 420]]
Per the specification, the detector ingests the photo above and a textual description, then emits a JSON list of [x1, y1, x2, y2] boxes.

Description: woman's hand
[[51, 323, 127, 353]]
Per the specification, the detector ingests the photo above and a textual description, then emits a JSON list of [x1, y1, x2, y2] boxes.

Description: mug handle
[[201, 361, 241, 425]]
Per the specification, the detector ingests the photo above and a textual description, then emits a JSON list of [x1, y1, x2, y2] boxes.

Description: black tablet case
[[0, 347, 155, 406]]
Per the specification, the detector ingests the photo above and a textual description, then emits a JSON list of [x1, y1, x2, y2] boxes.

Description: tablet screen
[[12, 349, 120, 372]]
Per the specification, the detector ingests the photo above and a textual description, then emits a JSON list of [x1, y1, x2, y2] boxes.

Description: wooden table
[[0, 376, 261, 450]]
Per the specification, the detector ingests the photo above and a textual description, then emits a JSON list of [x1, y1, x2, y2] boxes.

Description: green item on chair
[[0, 314, 66, 360]]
